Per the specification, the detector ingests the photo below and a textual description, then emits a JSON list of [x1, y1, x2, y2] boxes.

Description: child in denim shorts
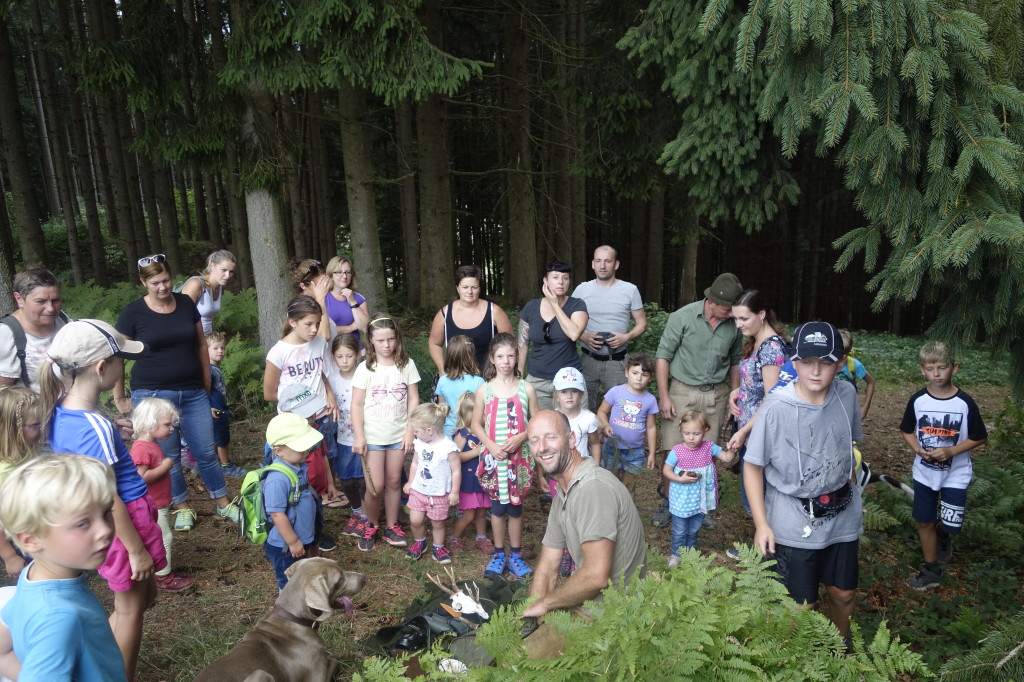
[[597, 352, 660, 493]]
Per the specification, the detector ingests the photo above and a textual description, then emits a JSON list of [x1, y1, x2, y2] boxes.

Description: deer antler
[[426, 572, 456, 597]]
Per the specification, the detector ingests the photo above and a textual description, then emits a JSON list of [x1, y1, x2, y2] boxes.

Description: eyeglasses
[[334, 270, 353, 276], [543, 321, 553, 344], [307, 261, 323, 274], [138, 254, 167, 268]]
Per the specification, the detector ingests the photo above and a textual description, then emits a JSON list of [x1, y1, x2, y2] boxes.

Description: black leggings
[[338, 477, 366, 510]]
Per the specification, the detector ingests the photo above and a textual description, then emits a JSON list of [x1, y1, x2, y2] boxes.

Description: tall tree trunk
[[25, 51, 60, 217], [416, 1, 453, 312], [89, 0, 138, 275], [28, 0, 85, 284], [204, 173, 223, 247], [224, 150, 253, 287], [206, 0, 252, 286], [176, 169, 194, 240], [191, 168, 210, 241], [645, 183, 665, 305], [502, 6, 538, 305], [153, 161, 183, 275], [395, 99, 420, 307], [281, 104, 307, 258], [0, 177, 16, 309], [337, 82, 387, 312], [0, 15, 46, 265], [60, 0, 107, 285], [138, 152, 162, 253], [678, 207, 699, 306], [239, 83, 292, 350]]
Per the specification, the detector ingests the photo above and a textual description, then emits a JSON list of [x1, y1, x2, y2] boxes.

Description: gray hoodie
[[745, 381, 863, 549]]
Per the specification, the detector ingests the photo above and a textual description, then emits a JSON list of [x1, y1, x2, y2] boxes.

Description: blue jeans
[[671, 513, 705, 554], [131, 388, 228, 503]]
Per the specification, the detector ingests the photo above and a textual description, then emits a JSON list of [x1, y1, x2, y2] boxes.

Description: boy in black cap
[[742, 322, 863, 648]]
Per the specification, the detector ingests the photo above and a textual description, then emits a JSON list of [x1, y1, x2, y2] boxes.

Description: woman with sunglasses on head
[[289, 258, 337, 342], [179, 250, 237, 334], [324, 257, 369, 346], [517, 261, 588, 411], [113, 254, 242, 533]]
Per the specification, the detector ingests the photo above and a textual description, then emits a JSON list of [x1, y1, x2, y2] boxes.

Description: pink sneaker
[[474, 536, 496, 555], [450, 537, 465, 554]]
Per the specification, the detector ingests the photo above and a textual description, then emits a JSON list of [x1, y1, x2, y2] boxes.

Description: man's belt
[[683, 381, 725, 392], [581, 347, 627, 362]]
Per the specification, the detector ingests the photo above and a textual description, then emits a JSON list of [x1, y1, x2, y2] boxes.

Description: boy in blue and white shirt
[[899, 341, 987, 591]]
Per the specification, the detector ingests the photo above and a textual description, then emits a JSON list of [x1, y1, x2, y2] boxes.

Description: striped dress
[[476, 380, 533, 504]]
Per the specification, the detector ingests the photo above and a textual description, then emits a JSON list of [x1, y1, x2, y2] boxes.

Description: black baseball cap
[[790, 322, 842, 362]]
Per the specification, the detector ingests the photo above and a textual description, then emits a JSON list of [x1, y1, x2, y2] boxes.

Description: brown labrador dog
[[194, 558, 367, 682]]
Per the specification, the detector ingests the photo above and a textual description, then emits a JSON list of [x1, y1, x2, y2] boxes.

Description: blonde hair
[[920, 341, 954, 365], [0, 387, 41, 465], [454, 391, 476, 431], [443, 335, 480, 379], [202, 250, 236, 276], [37, 357, 101, 443], [0, 455, 115, 547], [410, 402, 449, 432], [326, 256, 358, 290], [678, 410, 710, 432], [131, 398, 179, 440], [205, 331, 226, 347], [365, 315, 409, 371]]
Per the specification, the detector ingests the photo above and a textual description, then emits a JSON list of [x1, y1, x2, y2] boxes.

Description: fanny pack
[[798, 481, 852, 519]]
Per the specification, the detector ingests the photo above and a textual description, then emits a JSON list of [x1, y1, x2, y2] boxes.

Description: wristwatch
[[350, 301, 362, 308]]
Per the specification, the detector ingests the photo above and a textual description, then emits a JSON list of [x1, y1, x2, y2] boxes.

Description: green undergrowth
[[355, 547, 929, 681]]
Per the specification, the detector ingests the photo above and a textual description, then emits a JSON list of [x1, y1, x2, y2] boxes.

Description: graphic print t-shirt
[[603, 385, 659, 450], [412, 437, 459, 496], [900, 388, 987, 490], [352, 360, 421, 445], [266, 336, 330, 413]]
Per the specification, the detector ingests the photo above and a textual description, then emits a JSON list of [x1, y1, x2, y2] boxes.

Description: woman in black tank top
[[428, 265, 513, 373]]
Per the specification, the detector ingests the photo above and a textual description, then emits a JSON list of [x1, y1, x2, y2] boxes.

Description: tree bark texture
[[0, 15, 46, 266], [337, 81, 387, 314]]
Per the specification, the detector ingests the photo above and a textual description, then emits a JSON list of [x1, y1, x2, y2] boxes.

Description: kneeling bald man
[[524, 410, 647, 618]]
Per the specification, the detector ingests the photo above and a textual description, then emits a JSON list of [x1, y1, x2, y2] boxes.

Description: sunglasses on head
[[138, 254, 167, 268]]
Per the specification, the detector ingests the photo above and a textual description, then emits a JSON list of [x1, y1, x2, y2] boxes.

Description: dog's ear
[[284, 559, 305, 580], [305, 570, 337, 619]]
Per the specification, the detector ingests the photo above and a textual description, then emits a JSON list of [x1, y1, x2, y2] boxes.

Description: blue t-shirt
[[435, 374, 485, 437], [264, 457, 316, 548], [602, 385, 659, 450], [2, 568, 127, 681], [49, 405, 149, 503]]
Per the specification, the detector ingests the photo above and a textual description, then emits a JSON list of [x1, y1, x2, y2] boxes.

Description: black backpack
[[0, 310, 71, 386]]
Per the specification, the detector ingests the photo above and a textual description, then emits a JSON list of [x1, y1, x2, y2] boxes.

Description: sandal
[[324, 495, 349, 509]]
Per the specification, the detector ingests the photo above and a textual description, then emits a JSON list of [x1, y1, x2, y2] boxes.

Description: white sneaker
[[667, 554, 681, 567]]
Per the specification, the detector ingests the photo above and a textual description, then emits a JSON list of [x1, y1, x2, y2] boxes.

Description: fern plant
[[356, 547, 929, 680]]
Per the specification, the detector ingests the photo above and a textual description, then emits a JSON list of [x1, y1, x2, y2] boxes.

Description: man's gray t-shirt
[[744, 382, 863, 549], [571, 280, 643, 356], [543, 457, 647, 590]]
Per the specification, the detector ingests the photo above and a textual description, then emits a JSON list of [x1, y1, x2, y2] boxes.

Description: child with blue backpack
[[263, 412, 323, 589]]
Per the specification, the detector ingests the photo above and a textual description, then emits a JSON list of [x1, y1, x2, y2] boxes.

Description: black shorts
[[772, 540, 859, 604]]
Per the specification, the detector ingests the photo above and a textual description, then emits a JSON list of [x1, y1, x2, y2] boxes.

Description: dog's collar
[[271, 605, 318, 628]]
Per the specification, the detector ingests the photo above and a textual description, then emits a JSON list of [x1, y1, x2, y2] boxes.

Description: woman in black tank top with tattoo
[[428, 265, 513, 373]]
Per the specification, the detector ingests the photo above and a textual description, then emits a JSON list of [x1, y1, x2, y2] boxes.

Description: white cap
[[48, 319, 145, 369]]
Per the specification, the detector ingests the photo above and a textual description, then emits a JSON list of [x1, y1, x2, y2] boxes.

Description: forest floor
[[16, 379, 1011, 681]]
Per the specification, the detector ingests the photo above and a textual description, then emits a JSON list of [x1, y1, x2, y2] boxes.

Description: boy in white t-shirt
[[899, 341, 987, 591]]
